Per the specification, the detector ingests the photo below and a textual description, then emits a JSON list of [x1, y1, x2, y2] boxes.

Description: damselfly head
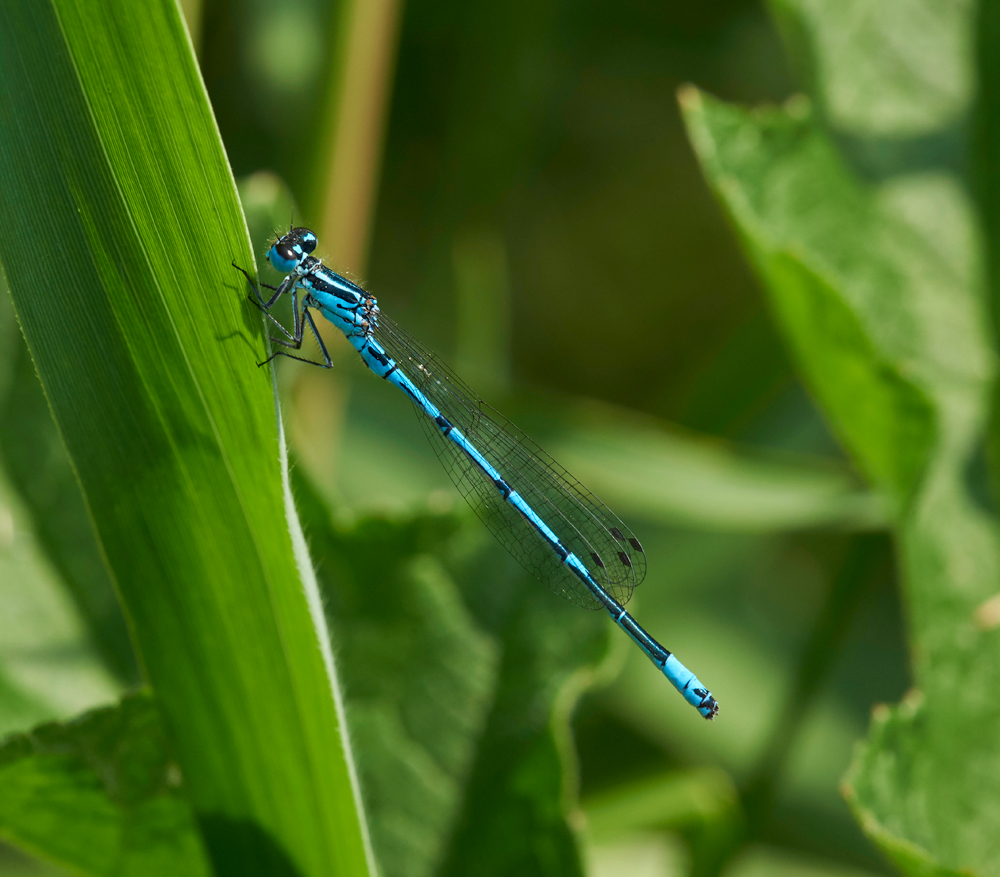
[[266, 227, 318, 273]]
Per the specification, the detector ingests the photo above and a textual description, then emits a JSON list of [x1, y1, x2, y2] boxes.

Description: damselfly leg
[[232, 262, 332, 369]]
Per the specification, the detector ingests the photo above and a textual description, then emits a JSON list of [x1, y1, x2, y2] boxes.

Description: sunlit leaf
[[683, 85, 1000, 876], [0, 1, 371, 873], [769, 0, 973, 138]]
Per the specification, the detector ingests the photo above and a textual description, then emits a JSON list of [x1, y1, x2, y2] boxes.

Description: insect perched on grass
[[234, 228, 718, 719]]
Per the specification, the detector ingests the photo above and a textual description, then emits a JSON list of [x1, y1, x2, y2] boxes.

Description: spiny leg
[[231, 262, 297, 340], [259, 292, 333, 369], [231, 262, 332, 368], [232, 261, 286, 308]]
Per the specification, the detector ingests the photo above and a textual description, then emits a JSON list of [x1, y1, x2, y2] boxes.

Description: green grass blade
[[0, 1, 372, 874]]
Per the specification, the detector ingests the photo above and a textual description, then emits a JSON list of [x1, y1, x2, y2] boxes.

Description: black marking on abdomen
[[618, 613, 642, 640], [368, 347, 391, 368], [383, 363, 399, 379], [435, 415, 453, 434], [493, 477, 511, 499], [554, 544, 569, 561]]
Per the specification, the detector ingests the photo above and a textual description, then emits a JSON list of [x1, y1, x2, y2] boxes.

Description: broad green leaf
[[438, 560, 613, 877], [842, 695, 969, 877], [768, 0, 973, 138], [0, 2, 371, 875], [682, 92, 942, 507], [293, 470, 613, 877], [683, 89, 1000, 875], [291, 473, 499, 877], [0, 693, 210, 877]]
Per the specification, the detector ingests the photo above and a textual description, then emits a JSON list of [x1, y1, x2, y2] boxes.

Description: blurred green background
[[5, 0, 986, 875]]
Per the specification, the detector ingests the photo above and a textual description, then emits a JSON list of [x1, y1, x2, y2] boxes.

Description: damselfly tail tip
[[700, 694, 719, 721]]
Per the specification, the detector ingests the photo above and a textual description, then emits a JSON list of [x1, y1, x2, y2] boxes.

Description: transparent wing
[[373, 314, 645, 609]]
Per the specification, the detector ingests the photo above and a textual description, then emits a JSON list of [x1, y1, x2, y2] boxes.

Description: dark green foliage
[[0, 693, 209, 876], [294, 469, 610, 877], [1, 0, 996, 875]]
